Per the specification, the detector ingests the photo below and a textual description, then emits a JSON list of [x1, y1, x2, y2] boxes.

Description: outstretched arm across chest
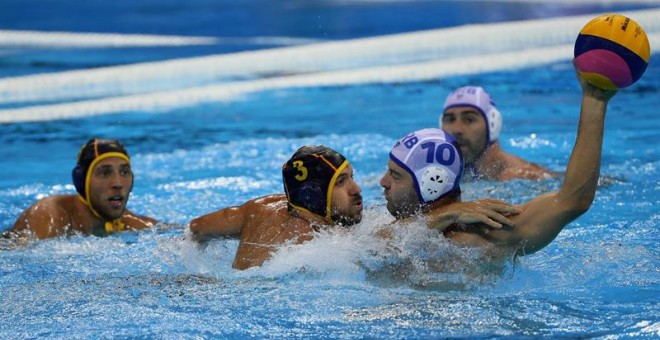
[[189, 194, 285, 242], [457, 73, 616, 254]]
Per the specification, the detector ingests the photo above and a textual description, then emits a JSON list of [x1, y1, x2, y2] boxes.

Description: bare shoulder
[[248, 194, 288, 207], [239, 194, 289, 215], [22, 195, 78, 219], [232, 195, 314, 269], [501, 153, 558, 181], [121, 210, 157, 230], [244, 194, 295, 227], [240, 195, 312, 243], [190, 194, 290, 240], [9, 195, 79, 238], [35, 194, 77, 207], [215, 194, 288, 218]]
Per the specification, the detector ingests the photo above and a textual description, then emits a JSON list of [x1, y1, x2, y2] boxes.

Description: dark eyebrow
[[458, 110, 481, 117], [389, 167, 403, 177], [97, 163, 131, 171]]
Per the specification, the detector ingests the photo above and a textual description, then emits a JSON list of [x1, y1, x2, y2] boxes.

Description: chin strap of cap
[[79, 151, 131, 235], [77, 196, 125, 234], [105, 220, 125, 233]]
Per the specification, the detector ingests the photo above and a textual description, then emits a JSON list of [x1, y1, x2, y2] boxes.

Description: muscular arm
[[466, 73, 617, 254], [189, 205, 249, 242], [425, 198, 521, 231], [189, 194, 284, 242]]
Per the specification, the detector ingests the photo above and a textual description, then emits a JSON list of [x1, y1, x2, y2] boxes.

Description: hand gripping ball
[[574, 14, 651, 90]]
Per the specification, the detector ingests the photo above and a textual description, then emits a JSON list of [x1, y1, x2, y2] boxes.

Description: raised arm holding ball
[[437, 14, 649, 183], [383, 64, 618, 256], [447, 68, 619, 253]]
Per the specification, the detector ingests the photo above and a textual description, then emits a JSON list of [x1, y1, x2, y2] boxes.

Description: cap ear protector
[[441, 86, 503, 146], [417, 166, 452, 203], [389, 128, 463, 204], [282, 146, 348, 222], [485, 106, 502, 144]]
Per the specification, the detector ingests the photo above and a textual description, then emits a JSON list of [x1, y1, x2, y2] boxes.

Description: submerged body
[[385, 71, 616, 256], [440, 86, 558, 181], [191, 194, 318, 269], [5, 141, 156, 241], [190, 147, 363, 269], [8, 193, 154, 239]]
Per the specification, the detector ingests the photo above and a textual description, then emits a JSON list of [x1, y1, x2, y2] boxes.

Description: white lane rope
[[0, 30, 321, 48], [0, 8, 658, 123]]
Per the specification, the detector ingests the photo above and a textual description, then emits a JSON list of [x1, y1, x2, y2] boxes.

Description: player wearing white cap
[[385, 72, 617, 254], [440, 86, 557, 181]]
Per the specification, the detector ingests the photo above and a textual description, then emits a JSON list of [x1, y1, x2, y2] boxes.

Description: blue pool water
[[1, 1, 659, 338]]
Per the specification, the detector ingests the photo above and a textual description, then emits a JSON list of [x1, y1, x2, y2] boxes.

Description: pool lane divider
[[1, 8, 659, 123], [0, 30, 220, 47], [0, 30, 320, 48]]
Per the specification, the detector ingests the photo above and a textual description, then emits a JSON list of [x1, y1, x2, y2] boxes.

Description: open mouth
[[108, 195, 124, 208], [353, 196, 363, 209]]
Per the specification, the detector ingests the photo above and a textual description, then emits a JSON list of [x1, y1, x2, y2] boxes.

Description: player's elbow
[[189, 218, 204, 235], [572, 193, 596, 215], [560, 190, 596, 217], [188, 220, 211, 244]]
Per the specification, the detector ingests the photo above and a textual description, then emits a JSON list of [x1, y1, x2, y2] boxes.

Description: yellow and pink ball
[[574, 14, 651, 90]]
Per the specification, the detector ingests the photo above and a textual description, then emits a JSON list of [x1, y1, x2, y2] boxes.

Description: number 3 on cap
[[293, 160, 308, 181]]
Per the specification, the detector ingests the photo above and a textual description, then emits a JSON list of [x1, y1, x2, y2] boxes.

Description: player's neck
[[474, 141, 508, 179], [423, 195, 461, 214], [76, 195, 127, 235], [290, 208, 332, 231], [71, 196, 108, 234]]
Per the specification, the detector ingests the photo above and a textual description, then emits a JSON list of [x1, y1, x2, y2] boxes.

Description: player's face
[[379, 159, 420, 219], [330, 164, 363, 226], [441, 107, 488, 165], [88, 157, 133, 220]]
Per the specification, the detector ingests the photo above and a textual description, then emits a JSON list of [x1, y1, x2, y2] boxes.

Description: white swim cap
[[441, 86, 502, 145], [389, 128, 463, 204]]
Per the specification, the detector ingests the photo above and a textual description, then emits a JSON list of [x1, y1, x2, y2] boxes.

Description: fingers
[[474, 215, 503, 229], [480, 208, 516, 228], [452, 210, 510, 229], [427, 200, 519, 231], [467, 202, 518, 228], [474, 199, 522, 216], [571, 60, 618, 102]]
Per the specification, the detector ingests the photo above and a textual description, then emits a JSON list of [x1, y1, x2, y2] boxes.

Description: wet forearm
[[559, 94, 607, 210], [190, 207, 245, 238]]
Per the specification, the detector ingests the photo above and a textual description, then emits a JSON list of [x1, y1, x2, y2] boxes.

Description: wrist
[[425, 211, 455, 231]]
